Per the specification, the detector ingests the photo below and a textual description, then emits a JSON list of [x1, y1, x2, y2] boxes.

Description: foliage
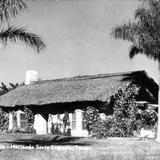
[[109, 84, 139, 137], [0, 82, 22, 132], [0, 82, 19, 95], [24, 107, 34, 124], [111, 0, 160, 62], [0, 82, 19, 131], [0, 0, 45, 52], [0, 0, 27, 22], [0, 108, 9, 131], [137, 106, 158, 128], [89, 116, 113, 138], [111, 0, 160, 138], [83, 106, 101, 135], [83, 84, 149, 138]]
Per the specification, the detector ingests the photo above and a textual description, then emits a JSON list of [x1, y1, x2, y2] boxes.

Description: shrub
[[83, 106, 101, 135], [109, 84, 139, 137], [90, 118, 110, 138], [83, 84, 143, 138], [0, 108, 9, 131], [140, 108, 157, 128]]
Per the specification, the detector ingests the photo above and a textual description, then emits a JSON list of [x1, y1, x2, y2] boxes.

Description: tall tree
[[0, 0, 45, 52], [111, 0, 160, 140]]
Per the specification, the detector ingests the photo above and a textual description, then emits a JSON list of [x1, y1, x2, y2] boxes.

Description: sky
[[0, 0, 158, 84]]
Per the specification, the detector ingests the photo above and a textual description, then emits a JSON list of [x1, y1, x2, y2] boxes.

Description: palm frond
[[134, 31, 160, 60], [0, 26, 46, 52], [0, 0, 27, 22], [140, 0, 160, 10], [129, 45, 143, 59], [135, 7, 153, 27], [111, 22, 138, 42], [112, 0, 160, 62]]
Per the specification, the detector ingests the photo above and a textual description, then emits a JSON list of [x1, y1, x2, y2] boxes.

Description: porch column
[[76, 109, 83, 132], [33, 113, 48, 135], [17, 110, 21, 128], [71, 109, 88, 137], [8, 112, 13, 130]]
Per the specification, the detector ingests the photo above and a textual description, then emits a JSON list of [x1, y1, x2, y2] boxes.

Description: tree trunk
[[156, 63, 160, 141]]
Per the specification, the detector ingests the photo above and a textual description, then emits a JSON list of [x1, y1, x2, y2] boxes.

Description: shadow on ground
[[2, 134, 93, 146]]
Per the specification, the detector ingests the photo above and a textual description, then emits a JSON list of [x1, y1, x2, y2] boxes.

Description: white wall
[[34, 114, 48, 135]]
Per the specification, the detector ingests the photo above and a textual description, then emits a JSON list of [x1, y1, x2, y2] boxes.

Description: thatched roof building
[[0, 70, 157, 113]]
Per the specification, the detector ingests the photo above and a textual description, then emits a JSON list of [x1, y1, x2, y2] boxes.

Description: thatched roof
[[0, 70, 157, 107]]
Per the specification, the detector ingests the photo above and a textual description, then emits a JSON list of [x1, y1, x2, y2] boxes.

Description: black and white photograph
[[0, 0, 159, 159]]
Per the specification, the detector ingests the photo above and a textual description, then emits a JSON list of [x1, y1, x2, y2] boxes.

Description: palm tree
[[111, 0, 160, 141], [0, 0, 45, 52]]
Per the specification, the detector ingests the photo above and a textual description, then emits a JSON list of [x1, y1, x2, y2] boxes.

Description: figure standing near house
[[63, 111, 70, 133], [57, 114, 63, 133]]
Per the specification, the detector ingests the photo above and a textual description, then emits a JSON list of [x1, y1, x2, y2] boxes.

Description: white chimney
[[25, 70, 38, 85]]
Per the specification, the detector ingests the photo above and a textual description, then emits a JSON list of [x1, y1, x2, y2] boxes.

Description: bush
[[109, 84, 138, 137], [83, 106, 101, 135], [83, 84, 148, 138], [90, 118, 110, 138], [140, 108, 157, 128], [0, 108, 9, 131]]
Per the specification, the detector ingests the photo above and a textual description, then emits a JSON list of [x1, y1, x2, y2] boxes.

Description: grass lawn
[[0, 133, 160, 160]]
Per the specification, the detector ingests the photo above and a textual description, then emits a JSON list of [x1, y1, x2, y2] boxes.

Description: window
[[72, 112, 76, 130]]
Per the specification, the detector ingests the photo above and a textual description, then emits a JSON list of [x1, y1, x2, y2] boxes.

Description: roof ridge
[[29, 70, 145, 85]]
